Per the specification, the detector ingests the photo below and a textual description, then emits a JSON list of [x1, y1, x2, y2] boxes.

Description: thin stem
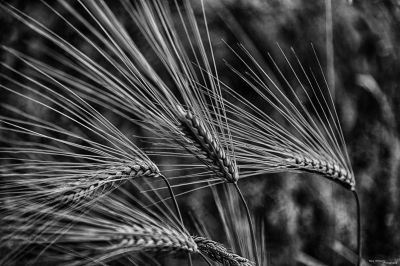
[[160, 174, 192, 266], [199, 252, 213, 266], [159, 174, 183, 226], [234, 182, 259, 266], [188, 252, 193, 266], [353, 190, 362, 266]]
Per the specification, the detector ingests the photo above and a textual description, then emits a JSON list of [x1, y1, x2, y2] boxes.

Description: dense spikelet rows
[[110, 224, 197, 253], [194, 236, 254, 266], [285, 154, 353, 189], [59, 159, 160, 203], [176, 105, 238, 183]]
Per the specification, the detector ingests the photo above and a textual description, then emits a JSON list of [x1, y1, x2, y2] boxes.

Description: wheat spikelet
[[176, 105, 238, 183], [59, 159, 160, 204], [109, 225, 196, 254], [194, 236, 254, 266], [284, 154, 353, 189]]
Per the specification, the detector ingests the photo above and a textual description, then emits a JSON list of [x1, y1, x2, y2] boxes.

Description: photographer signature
[[369, 258, 400, 265]]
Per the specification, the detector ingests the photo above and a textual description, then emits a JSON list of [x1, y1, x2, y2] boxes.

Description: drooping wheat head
[[58, 159, 160, 204], [194, 236, 254, 266], [2, 180, 253, 266], [213, 44, 355, 191], [211, 44, 360, 263], [1, 184, 193, 265], [176, 105, 238, 183]]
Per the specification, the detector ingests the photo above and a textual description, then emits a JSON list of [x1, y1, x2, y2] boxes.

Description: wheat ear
[[285, 154, 354, 189], [107, 224, 197, 254], [215, 44, 356, 191], [59, 160, 160, 204], [1, 180, 189, 265], [3, 181, 254, 266], [176, 105, 238, 183], [194, 237, 254, 266]]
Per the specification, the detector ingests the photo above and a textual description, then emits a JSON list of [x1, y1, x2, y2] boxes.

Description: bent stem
[[160, 174, 184, 225], [353, 190, 362, 266], [234, 182, 259, 266], [160, 174, 192, 266]]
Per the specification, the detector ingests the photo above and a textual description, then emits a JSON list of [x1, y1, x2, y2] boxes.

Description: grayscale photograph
[[0, 0, 399, 265]]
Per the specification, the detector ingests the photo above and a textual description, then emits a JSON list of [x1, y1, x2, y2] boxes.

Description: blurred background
[[1, 0, 399, 265]]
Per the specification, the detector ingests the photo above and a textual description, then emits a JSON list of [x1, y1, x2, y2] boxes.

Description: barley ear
[[175, 105, 238, 183], [59, 159, 161, 204], [194, 236, 254, 266], [285, 155, 355, 190]]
